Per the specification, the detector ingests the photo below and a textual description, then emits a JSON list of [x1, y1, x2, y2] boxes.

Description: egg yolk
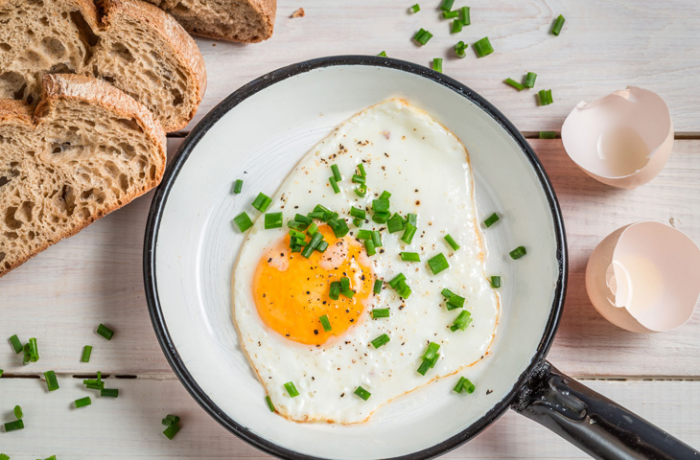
[[253, 225, 374, 345]]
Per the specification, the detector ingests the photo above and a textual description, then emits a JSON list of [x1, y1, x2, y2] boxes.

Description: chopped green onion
[[252, 192, 272, 212], [388, 273, 406, 289], [0, 369, 3, 378], [354, 184, 367, 198], [372, 308, 390, 319], [539, 131, 557, 139], [414, 28, 433, 46], [406, 213, 417, 226], [373, 279, 383, 294], [450, 310, 473, 331], [357, 163, 367, 177], [357, 229, 372, 240], [394, 280, 412, 299], [0, 453, 9, 460], [13, 405, 22, 420], [352, 174, 366, 185], [387, 213, 405, 233], [232, 179, 244, 194], [265, 395, 275, 412], [295, 213, 313, 224], [162, 415, 180, 426], [74, 396, 91, 408], [101, 388, 119, 398], [400, 252, 421, 262], [97, 324, 114, 340], [446, 294, 465, 310], [328, 218, 350, 238], [264, 212, 283, 229], [301, 232, 323, 258], [440, 0, 454, 11], [538, 89, 554, 106], [320, 315, 332, 332], [442, 288, 455, 298], [454, 40, 467, 57], [428, 253, 450, 275], [444, 234, 460, 251], [417, 342, 440, 375], [44, 370, 59, 392], [460, 6, 470, 25], [28, 338, 39, 362], [233, 212, 254, 232], [505, 78, 524, 91], [371, 231, 382, 248], [364, 239, 376, 257], [81, 345, 92, 363], [490, 276, 501, 288], [372, 211, 390, 224], [330, 281, 341, 300], [371, 334, 390, 349], [284, 381, 299, 397], [551, 14, 565, 36], [163, 422, 181, 440], [379, 190, 391, 199], [350, 207, 366, 219], [3, 420, 24, 432], [451, 20, 462, 34], [409, 3, 420, 13], [307, 223, 318, 235], [340, 277, 350, 292], [331, 164, 342, 181], [483, 213, 499, 227], [473, 37, 494, 57], [353, 217, 364, 227], [433, 57, 443, 73], [316, 241, 329, 252], [443, 10, 459, 19], [341, 289, 355, 299], [453, 376, 476, 394], [22, 344, 30, 366], [372, 198, 390, 213], [9, 335, 22, 354], [354, 386, 372, 401], [401, 223, 417, 244], [378, 50, 387, 57], [329, 177, 341, 194], [524, 72, 537, 88], [509, 246, 527, 260]]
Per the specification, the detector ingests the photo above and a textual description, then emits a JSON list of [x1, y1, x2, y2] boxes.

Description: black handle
[[511, 361, 699, 460]]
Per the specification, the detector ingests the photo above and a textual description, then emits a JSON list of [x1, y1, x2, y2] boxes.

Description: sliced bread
[[0, 74, 166, 277], [0, 0, 207, 132], [143, 0, 276, 43]]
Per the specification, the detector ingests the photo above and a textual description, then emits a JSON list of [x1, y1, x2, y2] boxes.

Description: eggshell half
[[561, 87, 674, 189], [586, 221, 700, 333]]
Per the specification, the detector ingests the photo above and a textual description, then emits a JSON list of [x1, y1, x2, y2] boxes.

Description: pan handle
[[511, 360, 699, 460]]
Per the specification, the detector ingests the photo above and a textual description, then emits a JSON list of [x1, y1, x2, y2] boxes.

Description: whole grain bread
[[0, 0, 207, 132], [0, 74, 166, 277], [143, 0, 276, 43]]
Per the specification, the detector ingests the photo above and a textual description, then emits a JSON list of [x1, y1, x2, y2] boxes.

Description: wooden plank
[[1, 139, 698, 377], [0, 376, 697, 458], [185, 0, 700, 135]]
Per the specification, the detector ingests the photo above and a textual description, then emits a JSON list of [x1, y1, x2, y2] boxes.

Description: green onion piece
[[551, 14, 565, 36], [316, 241, 329, 253], [341, 289, 355, 299], [451, 20, 462, 34], [539, 131, 557, 139], [85, 383, 104, 391], [372, 211, 390, 224], [354, 184, 367, 198], [97, 324, 114, 340], [453, 376, 467, 393], [22, 344, 30, 366], [524, 72, 537, 88], [410, 3, 420, 13], [265, 395, 275, 412], [307, 223, 318, 235], [414, 29, 433, 46], [509, 246, 527, 260], [417, 359, 433, 376], [313, 204, 332, 217], [372, 308, 390, 318], [453, 376, 475, 393], [252, 192, 272, 212], [340, 277, 351, 291], [13, 405, 22, 420], [378, 50, 387, 57], [442, 10, 459, 19], [287, 220, 306, 231], [400, 252, 421, 262], [455, 40, 467, 57], [0, 453, 9, 460], [378, 190, 390, 200], [232, 179, 244, 194], [401, 223, 417, 244], [289, 229, 306, 239], [442, 288, 455, 298], [354, 386, 372, 401], [423, 342, 441, 361], [446, 294, 465, 310], [301, 232, 323, 258], [350, 207, 366, 219], [387, 213, 405, 233], [373, 279, 383, 294], [395, 280, 412, 299], [357, 229, 372, 240], [44, 370, 59, 392], [264, 212, 283, 229], [428, 253, 450, 274], [163, 422, 181, 440], [3, 420, 24, 432], [365, 239, 376, 256], [483, 212, 500, 227], [505, 78, 524, 91], [473, 37, 494, 57], [164, 414, 180, 426], [490, 276, 501, 288], [74, 396, 92, 408], [352, 174, 366, 184], [0, 369, 3, 378], [284, 381, 299, 397], [444, 234, 460, 251], [388, 273, 406, 289], [358, 163, 367, 177], [460, 6, 470, 25], [450, 310, 473, 331], [371, 334, 391, 349], [433, 57, 443, 73], [101, 388, 119, 398], [295, 213, 313, 224], [371, 231, 382, 248], [406, 213, 417, 226], [28, 338, 39, 362], [353, 217, 364, 227], [329, 177, 341, 194], [440, 0, 454, 11], [328, 218, 350, 238], [233, 212, 254, 232], [538, 89, 554, 106], [546, 89, 553, 104], [331, 164, 342, 181], [81, 345, 92, 363], [320, 315, 332, 332], [9, 335, 22, 354], [372, 198, 390, 214]]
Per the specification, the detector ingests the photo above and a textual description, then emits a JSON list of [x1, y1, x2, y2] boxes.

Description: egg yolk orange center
[[253, 225, 374, 345]]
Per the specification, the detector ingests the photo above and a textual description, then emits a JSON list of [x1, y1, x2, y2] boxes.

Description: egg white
[[232, 99, 499, 424]]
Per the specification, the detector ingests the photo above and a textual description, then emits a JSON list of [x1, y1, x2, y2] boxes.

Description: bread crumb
[[291, 7, 305, 18]]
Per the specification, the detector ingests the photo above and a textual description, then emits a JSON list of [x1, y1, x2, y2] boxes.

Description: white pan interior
[[152, 61, 562, 459]]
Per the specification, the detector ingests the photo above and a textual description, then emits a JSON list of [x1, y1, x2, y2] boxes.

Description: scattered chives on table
[[451, 19, 463, 34], [538, 89, 554, 106], [372, 308, 390, 319], [9, 334, 22, 354], [428, 253, 450, 275], [371, 334, 391, 349], [28, 338, 39, 363], [74, 397, 91, 408], [454, 40, 468, 58], [101, 388, 119, 398], [539, 131, 557, 139], [504, 78, 525, 91], [81, 345, 93, 363], [413, 28, 433, 46], [444, 234, 460, 251], [409, 3, 420, 13], [483, 212, 500, 228], [0, 369, 3, 378], [0, 453, 9, 460], [460, 6, 471, 25], [265, 395, 275, 412], [163, 421, 181, 440], [509, 246, 527, 260], [44, 370, 60, 392], [284, 381, 300, 397], [524, 72, 537, 88], [252, 192, 272, 212], [490, 276, 501, 288], [232, 179, 244, 194], [13, 405, 22, 420], [551, 14, 566, 36], [163, 414, 180, 426], [443, 10, 459, 19], [3, 419, 24, 432], [233, 212, 254, 232], [354, 386, 372, 401], [440, 0, 454, 12], [377, 50, 387, 57], [473, 37, 494, 57], [97, 324, 114, 340]]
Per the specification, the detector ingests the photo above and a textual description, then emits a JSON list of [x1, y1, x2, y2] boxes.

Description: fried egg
[[232, 99, 499, 424]]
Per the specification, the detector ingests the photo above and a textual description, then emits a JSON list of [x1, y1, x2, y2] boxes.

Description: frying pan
[[143, 56, 699, 460]]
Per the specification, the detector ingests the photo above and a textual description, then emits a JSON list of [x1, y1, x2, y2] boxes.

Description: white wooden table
[[2, 1, 700, 458]]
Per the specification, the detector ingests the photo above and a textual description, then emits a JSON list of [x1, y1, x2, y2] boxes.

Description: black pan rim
[[143, 55, 568, 460]]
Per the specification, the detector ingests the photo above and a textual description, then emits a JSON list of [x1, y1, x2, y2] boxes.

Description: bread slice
[[0, 74, 166, 277], [143, 0, 276, 43], [0, 0, 207, 132]]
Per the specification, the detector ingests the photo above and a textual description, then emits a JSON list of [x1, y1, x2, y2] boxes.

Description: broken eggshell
[[586, 221, 700, 333], [561, 87, 673, 189]]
